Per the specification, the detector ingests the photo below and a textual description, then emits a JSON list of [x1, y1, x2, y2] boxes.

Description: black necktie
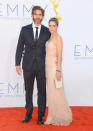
[[35, 27, 38, 42]]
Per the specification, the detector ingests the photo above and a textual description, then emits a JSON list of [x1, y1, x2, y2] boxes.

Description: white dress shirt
[[32, 22, 41, 40]]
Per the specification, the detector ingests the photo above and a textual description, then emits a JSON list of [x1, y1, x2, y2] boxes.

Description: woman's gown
[[45, 41, 72, 126]]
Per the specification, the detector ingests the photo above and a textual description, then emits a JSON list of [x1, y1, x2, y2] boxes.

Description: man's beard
[[33, 18, 42, 24]]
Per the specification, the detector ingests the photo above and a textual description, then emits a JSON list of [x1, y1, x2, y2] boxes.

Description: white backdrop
[[0, 0, 93, 107]]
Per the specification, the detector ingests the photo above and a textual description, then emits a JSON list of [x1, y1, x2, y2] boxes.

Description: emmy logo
[[50, 0, 62, 20]]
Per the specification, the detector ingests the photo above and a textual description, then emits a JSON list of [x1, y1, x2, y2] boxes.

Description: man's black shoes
[[37, 117, 44, 125], [22, 115, 44, 124], [22, 115, 32, 123]]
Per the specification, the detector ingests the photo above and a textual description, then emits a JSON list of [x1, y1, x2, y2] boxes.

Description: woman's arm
[[56, 35, 63, 71]]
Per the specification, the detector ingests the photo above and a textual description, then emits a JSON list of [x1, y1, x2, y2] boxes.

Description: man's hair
[[32, 6, 45, 16]]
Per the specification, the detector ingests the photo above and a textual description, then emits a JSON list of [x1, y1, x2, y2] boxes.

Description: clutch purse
[[54, 76, 63, 88]]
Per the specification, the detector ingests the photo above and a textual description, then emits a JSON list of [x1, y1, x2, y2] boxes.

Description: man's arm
[[15, 27, 25, 75]]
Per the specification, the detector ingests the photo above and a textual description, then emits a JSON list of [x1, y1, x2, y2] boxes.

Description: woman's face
[[48, 21, 58, 34]]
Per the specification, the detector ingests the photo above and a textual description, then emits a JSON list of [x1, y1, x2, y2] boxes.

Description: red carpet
[[0, 107, 93, 131]]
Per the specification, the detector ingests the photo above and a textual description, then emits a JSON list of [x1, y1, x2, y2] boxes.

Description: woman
[[44, 17, 72, 126]]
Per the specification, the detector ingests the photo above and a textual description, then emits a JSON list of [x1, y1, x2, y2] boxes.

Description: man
[[15, 6, 51, 124]]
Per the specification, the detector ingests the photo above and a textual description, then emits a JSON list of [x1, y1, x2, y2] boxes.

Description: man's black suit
[[15, 24, 51, 118]]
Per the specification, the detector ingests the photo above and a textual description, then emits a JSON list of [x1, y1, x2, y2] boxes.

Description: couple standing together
[[15, 6, 72, 126]]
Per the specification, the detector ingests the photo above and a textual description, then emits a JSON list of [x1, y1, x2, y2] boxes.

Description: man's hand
[[16, 66, 22, 75]]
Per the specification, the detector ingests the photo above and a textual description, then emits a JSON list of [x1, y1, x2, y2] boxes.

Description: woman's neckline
[[46, 41, 56, 48], [47, 40, 52, 43]]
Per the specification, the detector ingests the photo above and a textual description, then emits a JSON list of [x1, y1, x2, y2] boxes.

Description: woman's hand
[[56, 71, 61, 81]]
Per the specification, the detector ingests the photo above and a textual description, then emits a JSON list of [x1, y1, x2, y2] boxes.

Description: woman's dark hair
[[49, 17, 59, 26], [32, 6, 45, 16]]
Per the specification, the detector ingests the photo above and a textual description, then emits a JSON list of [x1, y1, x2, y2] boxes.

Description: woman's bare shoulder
[[56, 34, 63, 43]]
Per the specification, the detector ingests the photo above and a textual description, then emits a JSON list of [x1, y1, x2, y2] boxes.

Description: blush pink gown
[[45, 41, 72, 126]]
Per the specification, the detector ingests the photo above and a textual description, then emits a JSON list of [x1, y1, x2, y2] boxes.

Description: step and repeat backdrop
[[0, 0, 93, 107]]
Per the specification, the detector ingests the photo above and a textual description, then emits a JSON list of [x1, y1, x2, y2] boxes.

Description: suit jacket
[[15, 24, 51, 71]]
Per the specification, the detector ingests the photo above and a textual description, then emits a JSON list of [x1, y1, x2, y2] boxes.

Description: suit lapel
[[37, 25, 44, 43], [28, 24, 34, 43]]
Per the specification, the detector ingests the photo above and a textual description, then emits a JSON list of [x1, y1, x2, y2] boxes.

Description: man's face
[[32, 10, 43, 25]]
